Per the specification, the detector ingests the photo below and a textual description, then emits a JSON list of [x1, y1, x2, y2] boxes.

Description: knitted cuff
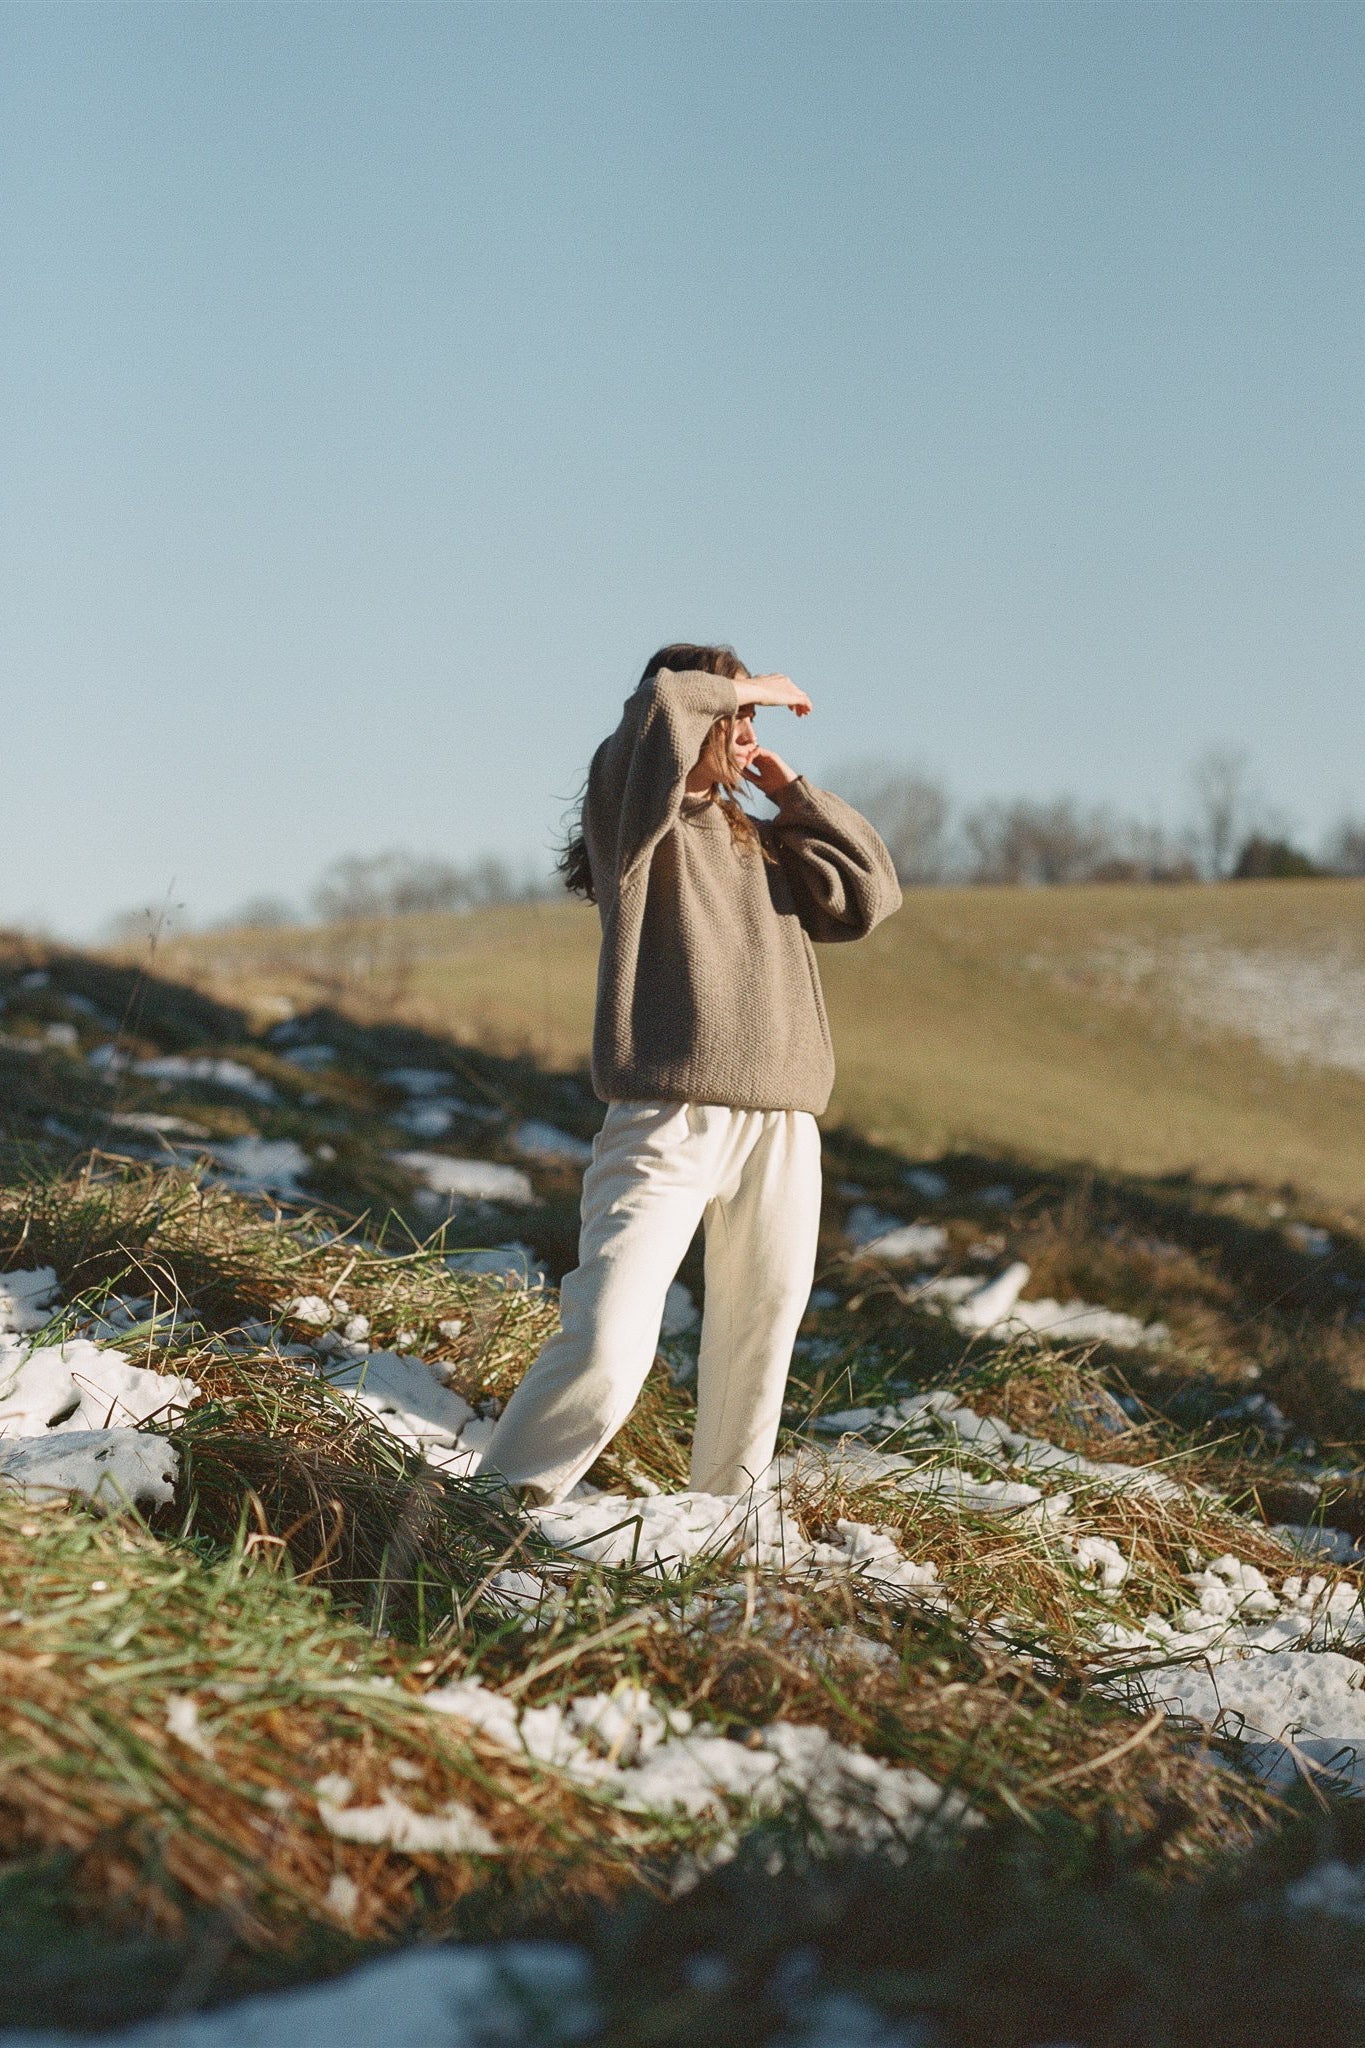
[[773, 775, 819, 818]]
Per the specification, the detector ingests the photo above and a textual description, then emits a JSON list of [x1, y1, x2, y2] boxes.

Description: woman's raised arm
[[591, 668, 740, 884]]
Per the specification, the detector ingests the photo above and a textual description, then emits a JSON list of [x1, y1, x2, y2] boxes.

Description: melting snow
[[0, 1944, 597, 2048], [1284, 1861, 1365, 1922], [810, 1388, 1178, 1503], [0, 1429, 179, 1508], [1147, 1651, 1365, 1788], [316, 1351, 480, 1476], [89, 1049, 277, 1103], [445, 1243, 546, 1287], [280, 1045, 336, 1069], [208, 1137, 311, 1197], [0, 1268, 59, 1334], [108, 1112, 211, 1140], [661, 1280, 699, 1336], [425, 1678, 973, 1850], [913, 1261, 1167, 1350], [0, 1339, 199, 1436], [1165, 942, 1365, 1078], [0, 1336, 196, 1507], [511, 1121, 595, 1166], [844, 1208, 948, 1264], [314, 1778, 501, 1856], [530, 1490, 812, 1574], [392, 1152, 536, 1206]]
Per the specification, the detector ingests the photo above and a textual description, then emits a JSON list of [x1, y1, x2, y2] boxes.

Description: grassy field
[[2, 901, 1365, 2044], [163, 878, 1365, 1211]]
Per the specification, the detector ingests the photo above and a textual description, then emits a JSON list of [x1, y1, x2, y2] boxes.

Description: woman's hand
[[739, 673, 812, 717], [743, 748, 799, 799]]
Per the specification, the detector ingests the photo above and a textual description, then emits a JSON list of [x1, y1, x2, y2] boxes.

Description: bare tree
[[831, 763, 952, 884], [221, 894, 298, 930], [310, 848, 555, 924], [312, 851, 470, 923], [1323, 818, 1365, 878], [1189, 748, 1257, 880], [962, 798, 1120, 886]]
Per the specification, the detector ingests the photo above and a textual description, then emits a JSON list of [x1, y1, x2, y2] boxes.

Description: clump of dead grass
[[0, 1492, 648, 1957]]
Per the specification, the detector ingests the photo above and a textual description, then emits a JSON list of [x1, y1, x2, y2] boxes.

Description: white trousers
[[481, 1101, 823, 1503]]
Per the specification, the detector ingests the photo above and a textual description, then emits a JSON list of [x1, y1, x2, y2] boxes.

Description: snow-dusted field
[[1092, 936, 1365, 1078], [4, 943, 1365, 2044]]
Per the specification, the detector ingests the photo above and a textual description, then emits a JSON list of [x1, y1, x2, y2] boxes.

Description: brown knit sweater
[[582, 667, 902, 1114]]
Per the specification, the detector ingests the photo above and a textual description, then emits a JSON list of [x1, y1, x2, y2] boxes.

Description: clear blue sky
[[3, 2, 1362, 936]]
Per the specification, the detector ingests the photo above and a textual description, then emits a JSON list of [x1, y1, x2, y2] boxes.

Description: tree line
[[104, 746, 1364, 944], [836, 747, 1365, 888]]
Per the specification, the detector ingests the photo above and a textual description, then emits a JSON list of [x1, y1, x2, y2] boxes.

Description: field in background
[[163, 879, 1365, 1212]]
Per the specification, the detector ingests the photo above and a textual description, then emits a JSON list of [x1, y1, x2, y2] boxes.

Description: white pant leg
[[689, 1110, 822, 1497], [480, 1102, 723, 1503]]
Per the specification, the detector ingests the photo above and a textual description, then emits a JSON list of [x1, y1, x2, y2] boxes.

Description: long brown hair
[[558, 643, 765, 903]]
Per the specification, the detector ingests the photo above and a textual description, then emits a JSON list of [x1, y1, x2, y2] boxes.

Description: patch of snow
[[395, 1101, 454, 1138], [425, 1679, 974, 1851], [392, 1152, 536, 1206], [322, 1873, 360, 1922], [529, 1489, 813, 1574], [316, 1787, 501, 1856], [280, 1045, 336, 1069], [511, 1121, 594, 1166], [284, 1295, 334, 1328], [446, 1243, 546, 1287], [808, 1519, 942, 1598], [0, 1942, 596, 2048], [1069, 1534, 1131, 1593], [1160, 941, 1365, 1079], [976, 1184, 1015, 1209], [89, 1049, 278, 1104], [902, 1167, 949, 1201], [0, 1268, 60, 1335], [1147, 1649, 1365, 1788], [1273, 1524, 1360, 1565], [661, 1280, 699, 1337], [316, 1351, 480, 1476], [1215, 1391, 1290, 1439], [914, 1261, 1168, 1350], [383, 1067, 456, 1096], [1287, 1222, 1333, 1259], [166, 1695, 215, 1760], [844, 1208, 948, 1265], [785, 1435, 1066, 1522], [808, 1388, 1177, 1504], [1283, 1860, 1365, 1923], [394, 1096, 503, 1138], [0, 1429, 180, 1509], [208, 1137, 311, 1197], [0, 1339, 199, 1436]]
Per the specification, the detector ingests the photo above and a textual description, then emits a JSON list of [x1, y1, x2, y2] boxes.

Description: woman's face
[[687, 705, 760, 794], [731, 706, 759, 776]]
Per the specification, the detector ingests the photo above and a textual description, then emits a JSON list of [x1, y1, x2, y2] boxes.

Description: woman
[[482, 643, 901, 1503]]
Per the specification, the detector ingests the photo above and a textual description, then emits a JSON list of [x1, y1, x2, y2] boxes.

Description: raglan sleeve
[[589, 667, 742, 885], [769, 778, 903, 943]]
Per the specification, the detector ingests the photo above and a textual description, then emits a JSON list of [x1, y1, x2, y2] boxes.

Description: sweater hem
[[591, 1072, 834, 1118]]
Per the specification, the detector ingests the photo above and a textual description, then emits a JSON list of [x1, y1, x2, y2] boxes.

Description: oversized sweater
[[582, 667, 902, 1114]]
